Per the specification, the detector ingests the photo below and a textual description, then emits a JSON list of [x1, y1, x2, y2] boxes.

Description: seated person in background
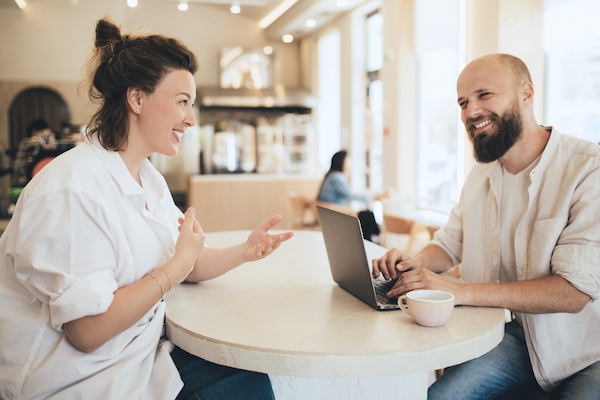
[[373, 54, 600, 399], [318, 150, 387, 206], [0, 18, 292, 400], [26, 117, 56, 148], [317, 150, 366, 206]]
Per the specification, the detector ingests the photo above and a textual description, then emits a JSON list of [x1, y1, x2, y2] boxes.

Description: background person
[[0, 18, 292, 400], [372, 54, 600, 399]]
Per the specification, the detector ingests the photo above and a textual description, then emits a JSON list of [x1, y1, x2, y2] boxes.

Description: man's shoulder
[[554, 131, 600, 158]]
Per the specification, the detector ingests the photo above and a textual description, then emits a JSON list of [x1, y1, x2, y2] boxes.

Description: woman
[[0, 18, 292, 400], [317, 150, 367, 206]]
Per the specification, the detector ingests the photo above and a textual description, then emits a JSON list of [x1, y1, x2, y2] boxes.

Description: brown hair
[[82, 17, 198, 151]]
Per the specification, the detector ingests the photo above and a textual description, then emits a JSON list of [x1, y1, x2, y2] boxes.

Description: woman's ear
[[126, 87, 143, 114]]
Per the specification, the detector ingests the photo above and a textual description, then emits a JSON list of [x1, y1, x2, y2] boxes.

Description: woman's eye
[[180, 100, 187, 107]]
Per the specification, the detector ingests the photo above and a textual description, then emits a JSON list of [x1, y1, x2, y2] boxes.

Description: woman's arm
[[185, 215, 294, 282], [63, 208, 204, 353]]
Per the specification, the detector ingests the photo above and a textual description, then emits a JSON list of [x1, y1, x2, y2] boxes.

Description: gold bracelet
[[149, 273, 165, 300], [158, 267, 172, 291]]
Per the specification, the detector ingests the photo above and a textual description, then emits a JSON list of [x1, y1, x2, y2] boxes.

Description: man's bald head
[[481, 53, 532, 87]]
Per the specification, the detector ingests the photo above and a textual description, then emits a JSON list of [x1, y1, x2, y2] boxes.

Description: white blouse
[[0, 138, 186, 400]]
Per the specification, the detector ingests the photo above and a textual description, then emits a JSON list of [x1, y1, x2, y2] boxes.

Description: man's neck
[[499, 124, 550, 175]]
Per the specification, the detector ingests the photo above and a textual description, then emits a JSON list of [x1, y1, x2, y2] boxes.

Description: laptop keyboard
[[374, 279, 398, 305]]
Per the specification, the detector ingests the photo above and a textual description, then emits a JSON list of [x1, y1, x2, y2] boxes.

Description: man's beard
[[467, 99, 524, 163]]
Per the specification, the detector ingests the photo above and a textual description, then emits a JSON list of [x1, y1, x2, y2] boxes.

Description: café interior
[[0, 0, 598, 239], [0, 0, 599, 396]]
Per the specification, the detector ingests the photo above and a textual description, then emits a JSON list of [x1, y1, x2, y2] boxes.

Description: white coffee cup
[[397, 290, 455, 327]]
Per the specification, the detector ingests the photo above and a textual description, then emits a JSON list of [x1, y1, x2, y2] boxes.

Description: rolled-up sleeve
[[552, 165, 600, 301], [14, 188, 120, 331]]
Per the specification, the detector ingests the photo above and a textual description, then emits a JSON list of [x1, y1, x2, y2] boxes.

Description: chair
[[382, 214, 431, 254], [288, 192, 319, 230]]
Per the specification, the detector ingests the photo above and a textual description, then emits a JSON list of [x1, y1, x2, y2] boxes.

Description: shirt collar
[[85, 137, 145, 197]]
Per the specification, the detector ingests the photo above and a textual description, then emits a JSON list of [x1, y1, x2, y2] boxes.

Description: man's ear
[[126, 87, 143, 114], [520, 82, 534, 108]]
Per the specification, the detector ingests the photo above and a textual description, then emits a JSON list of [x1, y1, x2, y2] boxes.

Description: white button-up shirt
[[0, 138, 185, 399], [431, 128, 600, 392]]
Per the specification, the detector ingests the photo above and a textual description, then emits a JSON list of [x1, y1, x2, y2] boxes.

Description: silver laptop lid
[[317, 206, 394, 310]]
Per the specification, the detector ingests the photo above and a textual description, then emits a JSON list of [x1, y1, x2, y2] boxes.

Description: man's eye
[[459, 101, 467, 109], [480, 93, 491, 98]]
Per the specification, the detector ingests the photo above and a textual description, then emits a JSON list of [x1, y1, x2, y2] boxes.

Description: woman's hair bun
[[94, 18, 122, 52]]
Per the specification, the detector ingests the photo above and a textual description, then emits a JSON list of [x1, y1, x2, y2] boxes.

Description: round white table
[[165, 230, 506, 400]]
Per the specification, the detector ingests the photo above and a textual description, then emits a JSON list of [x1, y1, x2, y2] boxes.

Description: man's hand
[[243, 215, 294, 262], [372, 248, 418, 281], [386, 268, 465, 302]]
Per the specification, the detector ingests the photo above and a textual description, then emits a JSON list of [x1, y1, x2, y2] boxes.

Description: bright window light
[[230, 2, 240, 14], [15, 0, 26, 9], [127, 0, 137, 8], [336, 0, 348, 7], [178, 1, 188, 11], [282, 34, 294, 43]]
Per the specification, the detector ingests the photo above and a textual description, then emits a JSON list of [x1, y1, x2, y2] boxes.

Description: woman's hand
[[175, 207, 205, 267], [243, 215, 294, 262]]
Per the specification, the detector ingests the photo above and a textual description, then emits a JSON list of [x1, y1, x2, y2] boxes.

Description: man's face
[[466, 95, 523, 163], [457, 58, 524, 163]]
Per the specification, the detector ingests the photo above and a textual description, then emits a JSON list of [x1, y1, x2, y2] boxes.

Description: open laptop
[[316, 205, 399, 310]]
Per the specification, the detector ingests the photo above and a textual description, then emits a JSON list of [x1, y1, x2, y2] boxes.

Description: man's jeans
[[428, 320, 600, 400], [171, 346, 275, 400]]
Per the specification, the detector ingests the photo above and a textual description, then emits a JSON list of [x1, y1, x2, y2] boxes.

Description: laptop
[[316, 205, 399, 310]]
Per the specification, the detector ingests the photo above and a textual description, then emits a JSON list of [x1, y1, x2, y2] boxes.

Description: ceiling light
[[14, 0, 26, 8], [178, 0, 188, 11], [305, 19, 317, 28], [263, 46, 273, 55], [336, 0, 348, 7], [259, 0, 298, 29], [126, 0, 137, 7], [230, 1, 240, 14], [282, 34, 294, 43]]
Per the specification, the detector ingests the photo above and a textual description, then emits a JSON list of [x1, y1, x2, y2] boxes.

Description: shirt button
[[493, 230, 498, 235], [492, 261, 498, 266]]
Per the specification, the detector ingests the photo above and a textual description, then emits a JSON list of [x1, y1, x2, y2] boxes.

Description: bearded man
[[373, 54, 600, 399]]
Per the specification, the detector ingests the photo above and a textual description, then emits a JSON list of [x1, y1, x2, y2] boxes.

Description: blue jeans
[[428, 320, 600, 400], [171, 346, 275, 400]]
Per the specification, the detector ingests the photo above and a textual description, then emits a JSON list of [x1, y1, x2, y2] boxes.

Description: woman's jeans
[[171, 346, 275, 400], [428, 320, 600, 400]]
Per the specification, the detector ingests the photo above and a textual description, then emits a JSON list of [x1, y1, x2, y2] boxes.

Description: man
[[373, 54, 600, 399]]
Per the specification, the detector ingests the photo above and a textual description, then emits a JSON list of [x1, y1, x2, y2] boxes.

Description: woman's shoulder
[[22, 142, 108, 203]]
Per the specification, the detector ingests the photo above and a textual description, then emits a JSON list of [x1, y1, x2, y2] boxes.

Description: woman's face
[[137, 69, 196, 157]]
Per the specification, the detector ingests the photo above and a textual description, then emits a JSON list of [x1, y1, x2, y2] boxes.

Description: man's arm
[[385, 261, 590, 314]]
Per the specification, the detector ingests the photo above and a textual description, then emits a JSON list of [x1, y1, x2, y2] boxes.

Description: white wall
[[0, 0, 299, 86]]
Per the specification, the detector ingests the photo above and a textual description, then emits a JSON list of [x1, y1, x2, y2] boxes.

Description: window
[[543, 0, 600, 143], [366, 11, 384, 190], [317, 30, 341, 171], [415, 0, 462, 214]]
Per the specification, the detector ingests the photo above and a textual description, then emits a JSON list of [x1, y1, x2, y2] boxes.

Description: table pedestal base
[[269, 372, 429, 400]]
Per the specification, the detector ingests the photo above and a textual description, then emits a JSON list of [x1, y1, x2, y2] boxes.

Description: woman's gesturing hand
[[243, 215, 294, 262], [176, 207, 205, 267]]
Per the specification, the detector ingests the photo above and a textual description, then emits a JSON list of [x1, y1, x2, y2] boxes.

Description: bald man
[[373, 54, 600, 399]]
